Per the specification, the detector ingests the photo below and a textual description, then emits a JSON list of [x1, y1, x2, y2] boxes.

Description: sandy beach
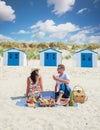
[[0, 59, 100, 130]]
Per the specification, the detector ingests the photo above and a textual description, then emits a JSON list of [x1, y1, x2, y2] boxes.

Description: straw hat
[[31, 67, 40, 72]]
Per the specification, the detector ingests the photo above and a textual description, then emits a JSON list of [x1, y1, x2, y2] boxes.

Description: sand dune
[[0, 59, 100, 130]]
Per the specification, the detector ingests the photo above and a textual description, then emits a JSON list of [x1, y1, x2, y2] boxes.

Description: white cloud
[[30, 19, 79, 39], [0, 34, 13, 42], [77, 8, 88, 14], [68, 33, 100, 44], [32, 32, 45, 39], [47, 0, 75, 16], [68, 32, 87, 44], [31, 20, 100, 43], [49, 32, 67, 39], [66, 26, 100, 44], [31, 20, 56, 33], [88, 36, 100, 43], [18, 30, 30, 34], [0, 1, 16, 22], [93, 0, 100, 4], [11, 30, 30, 34]]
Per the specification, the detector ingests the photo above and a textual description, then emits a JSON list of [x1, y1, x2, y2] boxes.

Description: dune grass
[[98, 54, 100, 60], [0, 42, 100, 59], [64, 55, 72, 59]]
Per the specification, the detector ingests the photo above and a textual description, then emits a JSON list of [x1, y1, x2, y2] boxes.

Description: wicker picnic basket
[[73, 85, 87, 103]]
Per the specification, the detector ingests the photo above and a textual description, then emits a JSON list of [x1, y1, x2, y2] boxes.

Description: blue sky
[[0, 0, 100, 44]]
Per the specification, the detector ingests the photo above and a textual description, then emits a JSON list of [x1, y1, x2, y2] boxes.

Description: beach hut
[[3, 48, 27, 66], [73, 48, 98, 68], [39, 48, 62, 66]]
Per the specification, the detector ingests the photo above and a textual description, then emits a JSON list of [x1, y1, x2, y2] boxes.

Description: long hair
[[30, 70, 39, 83]]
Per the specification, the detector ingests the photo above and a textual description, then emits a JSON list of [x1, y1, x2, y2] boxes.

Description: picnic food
[[62, 99, 69, 106], [27, 102, 36, 108], [48, 99, 55, 104], [29, 97, 37, 103], [39, 98, 55, 105], [39, 98, 48, 104], [26, 97, 37, 108]]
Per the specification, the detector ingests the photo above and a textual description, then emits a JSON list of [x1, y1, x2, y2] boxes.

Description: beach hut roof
[[39, 47, 62, 53], [3, 48, 26, 54], [73, 48, 98, 54]]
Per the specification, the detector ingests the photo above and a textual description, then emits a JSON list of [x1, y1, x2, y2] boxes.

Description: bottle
[[69, 91, 74, 106]]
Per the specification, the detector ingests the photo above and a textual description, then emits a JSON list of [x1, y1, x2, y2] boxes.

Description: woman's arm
[[39, 77, 43, 91], [26, 77, 30, 98]]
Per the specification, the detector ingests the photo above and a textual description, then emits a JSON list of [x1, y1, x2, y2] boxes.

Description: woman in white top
[[26, 68, 43, 99]]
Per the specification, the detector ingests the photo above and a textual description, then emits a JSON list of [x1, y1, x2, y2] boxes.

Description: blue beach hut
[[73, 48, 98, 68], [3, 48, 27, 66], [39, 48, 62, 66]]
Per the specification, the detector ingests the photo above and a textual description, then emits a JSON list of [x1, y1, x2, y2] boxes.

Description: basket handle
[[73, 85, 84, 92]]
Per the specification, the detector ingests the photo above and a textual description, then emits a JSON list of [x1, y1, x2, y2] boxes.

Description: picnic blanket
[[16, 99, 78, 107], [15, 91, 78, 107]]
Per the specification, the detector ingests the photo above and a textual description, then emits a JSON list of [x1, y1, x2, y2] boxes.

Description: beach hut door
[[44, 52, 57, 66], [81, 53, 92, 67], [8, 52, 19, 66]]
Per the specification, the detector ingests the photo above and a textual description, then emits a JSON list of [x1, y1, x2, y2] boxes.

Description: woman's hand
[[26, 96, 29, 101]]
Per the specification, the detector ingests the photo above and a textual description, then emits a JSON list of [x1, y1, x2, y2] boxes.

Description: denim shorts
[[55, 84, 71, 99]]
